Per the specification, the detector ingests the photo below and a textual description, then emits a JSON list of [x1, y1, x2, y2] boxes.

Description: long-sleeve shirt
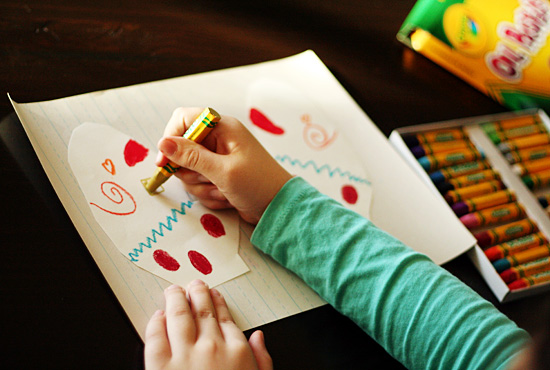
[[250, 177, 530, 370]]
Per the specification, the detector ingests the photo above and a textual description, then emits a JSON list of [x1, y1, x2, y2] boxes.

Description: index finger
[[164, 107, 206, 138], [164, 285, 196, 347]]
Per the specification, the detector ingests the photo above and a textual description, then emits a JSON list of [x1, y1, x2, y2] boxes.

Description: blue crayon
[[419, 148, 484, 172], [429, 160, 491, 184], [493, 244, 550, 273]]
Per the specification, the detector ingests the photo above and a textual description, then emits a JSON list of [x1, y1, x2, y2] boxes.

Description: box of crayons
[[390, 109, 550, 302]]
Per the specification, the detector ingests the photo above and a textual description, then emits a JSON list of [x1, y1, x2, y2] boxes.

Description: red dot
[[200, 214, 226, 238], [153, 249, 180, 271], [188, 250, 213, 275], [123, 139, 149, 167], [342, 185, 358, 204]]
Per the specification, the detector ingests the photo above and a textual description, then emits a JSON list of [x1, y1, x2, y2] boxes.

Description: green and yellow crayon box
[[397, 0, 550, 112]]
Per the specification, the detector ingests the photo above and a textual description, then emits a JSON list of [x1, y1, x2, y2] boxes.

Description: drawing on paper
[[68, 123, 249, 287], [89, 181, 137, 215], [246, 79, 373, 217]]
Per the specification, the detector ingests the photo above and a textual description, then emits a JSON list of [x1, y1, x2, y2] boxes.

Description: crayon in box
[[389, 109, 550, 302], [397, 0, 550, 113]]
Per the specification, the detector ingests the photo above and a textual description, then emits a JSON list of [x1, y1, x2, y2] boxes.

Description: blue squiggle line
[[129, 200, 194, 262], [275, 154, 371, 185]]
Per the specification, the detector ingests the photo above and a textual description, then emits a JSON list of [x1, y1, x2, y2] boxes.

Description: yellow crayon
[[512, 157, 550, 176], [486, 124, 547, 144], [444, 180, 503, 204], [484, 232, 547, 261], [410, 139, 473, 158], [493, 244, 550, 272], [429, 160, 491, 184], [498, 133, 550, 153], [144, 107, 221, 194], [508, 270, 550, 290], [451, 189, 516, 217], [404, 128, 466, 147], [437, 169, 501, 193], [505, 145, 550, 164], [448, 169, 500, 188], [522, 170, 550, 190], [474, 218, 538, 247], [460, 202, 525, 229], [500, 257, 550, 283], [481, 116, 540, 133], [419, 147, 483, 172]]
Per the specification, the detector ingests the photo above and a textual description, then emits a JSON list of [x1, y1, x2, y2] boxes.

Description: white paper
[[68, 123, 248, 287], [246, 79, 372, 216], [10, 50, 474, 339]]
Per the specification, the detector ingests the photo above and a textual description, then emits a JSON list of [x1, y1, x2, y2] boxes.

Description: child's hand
[[156, 107, 292, 224], [144, 281, 273, 370]]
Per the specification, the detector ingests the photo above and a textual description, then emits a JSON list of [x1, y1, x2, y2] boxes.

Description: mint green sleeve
[[250, 177, 530, 370]]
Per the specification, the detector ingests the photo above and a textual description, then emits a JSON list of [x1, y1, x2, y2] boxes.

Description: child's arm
[[153, 107, 531, 370], [251, 176, 531, 370]]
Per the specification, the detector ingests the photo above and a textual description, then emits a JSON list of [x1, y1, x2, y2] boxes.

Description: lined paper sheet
[[10, 50, 474, 338]]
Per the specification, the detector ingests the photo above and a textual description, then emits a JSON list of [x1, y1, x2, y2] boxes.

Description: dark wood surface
[[1, 1, 549, 369]]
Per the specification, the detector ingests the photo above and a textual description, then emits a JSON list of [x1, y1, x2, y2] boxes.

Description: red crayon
[[500, 257, 550, 283], [474, 218, 538, 248], [508, 270, 550, 290], [484, 232, 547, 261]]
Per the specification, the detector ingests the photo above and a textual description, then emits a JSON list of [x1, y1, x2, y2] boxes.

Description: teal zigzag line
[[129, 200, 194, 262], [275, 154, 371, 185]]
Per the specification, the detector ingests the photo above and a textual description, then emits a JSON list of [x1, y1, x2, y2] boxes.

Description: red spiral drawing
[[90, 181, 137, 215]]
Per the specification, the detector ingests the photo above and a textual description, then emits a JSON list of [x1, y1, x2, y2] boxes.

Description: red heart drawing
[[102, 158, 116, 175], [249, 108, 285, 135], [124, 139, 149, 167]]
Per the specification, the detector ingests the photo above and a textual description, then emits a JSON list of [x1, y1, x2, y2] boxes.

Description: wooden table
[[1, 1, 548, 369]]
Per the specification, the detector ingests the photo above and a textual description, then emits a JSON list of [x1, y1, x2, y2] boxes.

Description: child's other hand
[[156, 107, 292, 224], [144, 281, 273, 370]]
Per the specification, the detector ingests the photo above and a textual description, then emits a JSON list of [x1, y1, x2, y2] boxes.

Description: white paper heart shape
[[68, 123, 248, 287], [246, 78, 373, 217]]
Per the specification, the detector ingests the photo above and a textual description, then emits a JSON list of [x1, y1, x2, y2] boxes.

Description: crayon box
[[390, 109, 550, 301], [397, 0, 550, 113]]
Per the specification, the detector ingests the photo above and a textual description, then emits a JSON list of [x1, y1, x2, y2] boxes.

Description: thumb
[[158, 137, 220, 178], [248, 330, 273, 370]]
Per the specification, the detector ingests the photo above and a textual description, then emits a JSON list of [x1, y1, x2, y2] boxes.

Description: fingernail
[[190, 279, 208, 288], [165, 284, 180, 292], [155, 151, 164, 164], [209, 189, 225, 200], [158, 138, 177, 157], [153, 309, 164, 317], [197, 174, 209, 183]]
